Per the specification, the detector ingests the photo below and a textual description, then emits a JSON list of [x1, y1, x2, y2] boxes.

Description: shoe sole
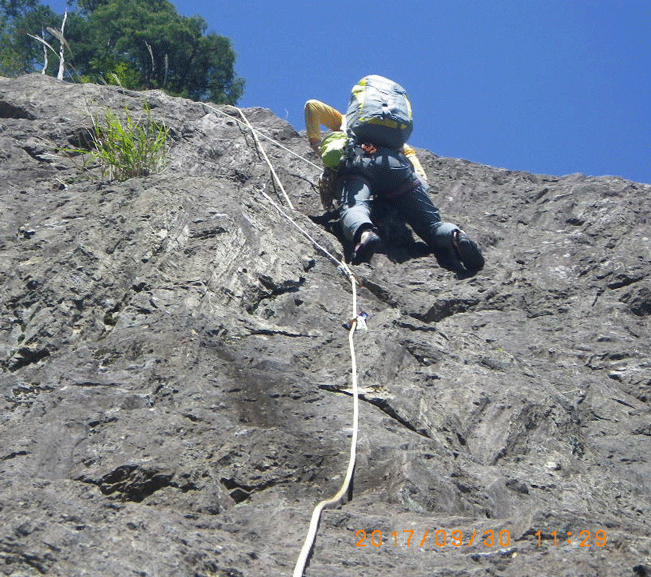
[[455, 235, 485, 270], [353, 235, 381, 263]]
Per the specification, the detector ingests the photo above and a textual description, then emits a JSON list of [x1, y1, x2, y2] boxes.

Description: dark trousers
[[340, 175, 458, 249]]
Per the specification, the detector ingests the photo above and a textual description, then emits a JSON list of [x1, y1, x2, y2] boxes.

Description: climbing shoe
[[353, 230, 381, 263], [452, 230, 484, 271]]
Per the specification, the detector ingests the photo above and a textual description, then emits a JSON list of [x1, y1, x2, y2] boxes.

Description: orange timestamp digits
[[535, 529, 607, 547], [355, 528, 511, 548], [355, 528, 608, 548]]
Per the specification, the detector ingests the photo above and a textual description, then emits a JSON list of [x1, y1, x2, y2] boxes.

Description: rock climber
[[305, 98, 428, 185], [304, 96, 484, 273]]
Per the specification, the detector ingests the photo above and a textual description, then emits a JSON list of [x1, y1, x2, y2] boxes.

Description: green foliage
[[0, 16, 20, 74], [74, 0, 111, 14], [87, 55, 141, 89], [0, 1, 60, 75], [0, 0, 42, 19], [1, 0, 244, 105], [87, 104, 169, 181], [108, 61, 142, 90], [76, 0, 243, 103]]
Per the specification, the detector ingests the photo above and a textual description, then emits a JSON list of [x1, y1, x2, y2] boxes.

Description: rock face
[[1, 74, 650, 577]]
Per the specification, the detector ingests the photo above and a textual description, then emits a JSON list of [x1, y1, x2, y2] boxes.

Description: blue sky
[[47, 0, 650, 184]]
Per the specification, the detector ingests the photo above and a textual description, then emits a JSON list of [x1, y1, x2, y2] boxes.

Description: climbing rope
[[256, 186, 352, 279], [293, 300, 360, 577], [234, 107, 295, 211], [225, 107, 362, 576], [201, 102, 322, 171]]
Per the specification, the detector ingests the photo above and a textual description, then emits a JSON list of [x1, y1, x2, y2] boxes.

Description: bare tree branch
[[57, 11, 67, 80], [28, 13, 68, 80], [41, 27, 48, 74]]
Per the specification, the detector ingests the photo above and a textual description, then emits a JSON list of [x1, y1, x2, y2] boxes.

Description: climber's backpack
[[345, 75, 413, 149]]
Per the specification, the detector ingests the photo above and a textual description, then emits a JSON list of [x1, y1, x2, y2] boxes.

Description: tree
[[1, 0, 244, 105], [0, 0, 60, 75], [71, 0, 243, 103], [74, 0, 110, 14], [0, 0, 41, 19]]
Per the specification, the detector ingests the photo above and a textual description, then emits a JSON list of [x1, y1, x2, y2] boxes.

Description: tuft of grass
[[88, 104, 169, 181]]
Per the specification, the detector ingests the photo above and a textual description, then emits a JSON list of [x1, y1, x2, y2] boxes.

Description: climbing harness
[[219, 106, 364, 576]]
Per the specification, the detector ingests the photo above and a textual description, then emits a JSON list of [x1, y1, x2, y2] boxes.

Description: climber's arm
[[304, 99, 344, 152], [403, 144, 428, 183]]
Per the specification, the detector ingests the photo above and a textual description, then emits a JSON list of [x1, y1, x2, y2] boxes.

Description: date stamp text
[[355, 528, 607, 548]]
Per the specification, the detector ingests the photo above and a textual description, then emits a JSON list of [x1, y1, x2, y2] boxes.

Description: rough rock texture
[[1, 74, 651, 577]]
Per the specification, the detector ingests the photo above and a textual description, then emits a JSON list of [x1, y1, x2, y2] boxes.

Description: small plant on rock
[[88, 104, 169, 181]]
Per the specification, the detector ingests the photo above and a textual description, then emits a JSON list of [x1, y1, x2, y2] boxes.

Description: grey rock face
[[1, 74, 650, 576]]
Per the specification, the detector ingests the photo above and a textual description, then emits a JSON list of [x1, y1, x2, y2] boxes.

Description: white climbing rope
[[235, 107, 295, 211], [201, 102, 322, 171], [215, 105, 362, 576], [257, 186, 361, 577], [292, 282, 360, 577], [256, 186, 352, 279]]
